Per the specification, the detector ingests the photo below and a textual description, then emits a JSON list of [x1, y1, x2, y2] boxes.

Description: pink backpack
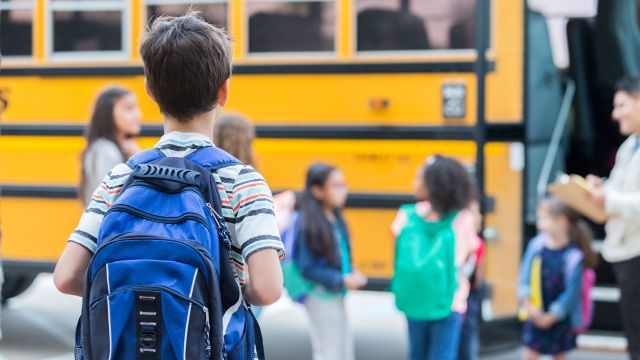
[[574, 268, 596, 334]]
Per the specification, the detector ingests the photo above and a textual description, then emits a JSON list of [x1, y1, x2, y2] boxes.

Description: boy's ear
[[144, 78, 156, 102], [216, 79, 230, 108]]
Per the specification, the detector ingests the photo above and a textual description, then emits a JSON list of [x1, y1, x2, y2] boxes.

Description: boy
[[53, 12, 284, 307]]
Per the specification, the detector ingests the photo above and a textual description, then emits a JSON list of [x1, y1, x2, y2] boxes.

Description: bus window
[[356, 0, 476, 52], [247, 0, 335, 53], [0, 0, 33, 57], [146, 1, 228, 29], [49, 0, 126, 56]]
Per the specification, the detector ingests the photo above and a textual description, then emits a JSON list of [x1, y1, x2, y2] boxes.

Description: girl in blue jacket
[[294, 163, 368, 360], [517, 197, 598, 360]]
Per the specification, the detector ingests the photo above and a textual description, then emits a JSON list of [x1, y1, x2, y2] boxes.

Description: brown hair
[[541, 197, 599, 269], [140, 10, 232, 122], [213, 113, 256, 167], [79, 86, 130, 203]]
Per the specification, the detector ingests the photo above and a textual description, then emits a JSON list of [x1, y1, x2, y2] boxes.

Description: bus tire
[[2, 274, 37, 304]]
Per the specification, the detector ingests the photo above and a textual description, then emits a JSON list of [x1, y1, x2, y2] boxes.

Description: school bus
[[0, 0, 633, 347]]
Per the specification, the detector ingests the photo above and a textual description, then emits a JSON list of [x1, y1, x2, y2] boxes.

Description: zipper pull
[[206, 203, 219, 224], [204, 306, 211, 357], [207, 202, 232, 250]]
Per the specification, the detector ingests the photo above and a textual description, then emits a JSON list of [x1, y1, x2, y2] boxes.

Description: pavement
[[0, 274, 628, 360]]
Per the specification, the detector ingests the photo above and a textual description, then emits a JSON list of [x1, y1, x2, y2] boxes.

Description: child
[[294, 163, 368, 360], [458, 198, 486, 360], [517, 197, 598, 360], [80, 86, 141, 206], [54, 11, 284, 310], [213, 113, 256, 167], [213, 112, 295, 230], [391, 154, 476, 360]]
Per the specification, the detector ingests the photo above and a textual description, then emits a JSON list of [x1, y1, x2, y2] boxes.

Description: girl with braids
[[518, 197, 598, 360], [80, 87, 141, 206], [294, 163, 368, 360]]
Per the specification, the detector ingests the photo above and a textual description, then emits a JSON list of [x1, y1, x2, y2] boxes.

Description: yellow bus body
[[0, 0, 524, 318]]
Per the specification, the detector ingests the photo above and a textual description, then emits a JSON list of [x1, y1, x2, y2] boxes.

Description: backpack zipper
[[90, 284, 207, 310], [108, 204, 210, 230]]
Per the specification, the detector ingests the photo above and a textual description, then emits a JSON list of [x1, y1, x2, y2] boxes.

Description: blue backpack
[[75, 146, 265, 360]]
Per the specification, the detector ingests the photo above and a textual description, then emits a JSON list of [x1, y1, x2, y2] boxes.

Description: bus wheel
[[2, 274, 37, 304]]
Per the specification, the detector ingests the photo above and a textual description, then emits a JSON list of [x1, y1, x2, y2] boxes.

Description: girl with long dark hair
[[79, 87, 141, 205], [294, 163, 368, 360]]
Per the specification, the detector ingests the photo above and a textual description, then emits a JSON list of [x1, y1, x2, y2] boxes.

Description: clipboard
[[548, 174, 607, 224]]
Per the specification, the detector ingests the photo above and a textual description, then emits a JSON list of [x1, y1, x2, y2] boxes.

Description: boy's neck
[[163, 107, 219, 141]]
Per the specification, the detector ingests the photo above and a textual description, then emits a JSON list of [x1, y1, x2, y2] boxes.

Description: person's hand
[[532, 312, 558, 330], [586, 175, 604, 188], [590, 187, 606, 210], [526, 303, 542, 321], [343, 272, 368, 290]]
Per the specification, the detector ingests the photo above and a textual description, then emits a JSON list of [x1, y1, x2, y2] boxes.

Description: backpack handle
[[133, 163, 202, 186]]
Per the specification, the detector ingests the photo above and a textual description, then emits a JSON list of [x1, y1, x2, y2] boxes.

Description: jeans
[[459, 285, 484, 360], [407, 312, 463, 360], [613, 255, 640, 360]]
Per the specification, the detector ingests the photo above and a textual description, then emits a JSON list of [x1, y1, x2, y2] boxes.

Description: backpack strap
[[185, 146, 242, 170], [564, 247, 584, 276], [126, 146, 241, 170], [250, 309, 266, 360], [126, 148, 165, 168]]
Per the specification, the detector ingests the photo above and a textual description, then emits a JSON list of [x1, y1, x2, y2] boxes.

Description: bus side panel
[[1, 197, 80, 262], [0, 74, 479, 126], [484, 143, 523, 317], [255, 139, 476, 193]]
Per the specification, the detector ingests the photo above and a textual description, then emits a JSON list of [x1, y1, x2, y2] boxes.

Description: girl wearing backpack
[[79, 87, 141, 206], [517, 197, 598, 360], [295, 163, 368, 360], [391, 155, 477, 360]]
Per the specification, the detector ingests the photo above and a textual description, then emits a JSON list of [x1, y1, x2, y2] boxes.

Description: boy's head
[[140, 11, 232, 122], [613, 76, 640, 136]]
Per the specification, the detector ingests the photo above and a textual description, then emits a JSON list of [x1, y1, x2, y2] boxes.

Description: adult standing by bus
[[588, 76, 640, 360], [79, 87, 142, 206]]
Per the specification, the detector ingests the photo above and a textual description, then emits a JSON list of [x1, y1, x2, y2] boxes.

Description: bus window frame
[[0, 0, 35, 62], [144, 0, 229, 30], [351, 0, 495, 61], [46, 0, 131, 62], [244, 0, 339, 59]]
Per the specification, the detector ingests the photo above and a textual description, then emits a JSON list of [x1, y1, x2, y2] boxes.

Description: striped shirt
[[69, 131, 285, 284]]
